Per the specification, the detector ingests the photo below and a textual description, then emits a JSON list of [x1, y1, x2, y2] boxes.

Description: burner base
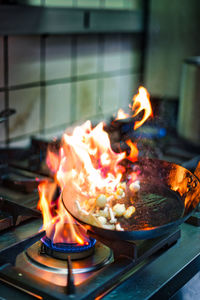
[[25, 240, 112, 274]]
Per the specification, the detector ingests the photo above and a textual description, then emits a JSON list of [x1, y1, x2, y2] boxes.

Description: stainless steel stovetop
[[0, 132, 200, 299], [0, 218, 199, 299]]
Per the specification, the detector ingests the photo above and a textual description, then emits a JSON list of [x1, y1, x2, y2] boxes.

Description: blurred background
[[0, 3, 200, 298], [0, 0, 200, 148]]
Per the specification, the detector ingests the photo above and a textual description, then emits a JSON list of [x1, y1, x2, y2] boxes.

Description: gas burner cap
[[25, 240, 112, 274], [41, 235, 96, 260]]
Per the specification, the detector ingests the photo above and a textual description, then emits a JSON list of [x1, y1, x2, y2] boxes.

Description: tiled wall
[[0, 0, 142, 144], [19, 0, 140, 9], [145, 0, 200, 99]]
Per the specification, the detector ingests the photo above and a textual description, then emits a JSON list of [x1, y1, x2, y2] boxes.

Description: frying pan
[[62, 158, 200, 240]]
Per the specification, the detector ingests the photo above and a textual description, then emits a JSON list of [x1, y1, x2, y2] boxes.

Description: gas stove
[[0, 131, 200, 300]]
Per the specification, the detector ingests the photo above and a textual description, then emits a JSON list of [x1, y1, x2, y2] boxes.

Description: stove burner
[[24, 240, 112, 276], [41, 235, 96, 260]]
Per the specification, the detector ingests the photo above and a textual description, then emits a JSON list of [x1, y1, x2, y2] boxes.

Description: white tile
[[32, 129, 65, 141], [104, 35, 121, 72], [102, 76, 121, 116], [0, 93, 5, 143], [45, 0, 73, 6], [0, 37, 4, 88], [77, 36, 98, 76], [8, 36, 40, 86], [105, 0, 124, 9], [45, 36, 71, 81], [97, 37, 104, 71], [76, 80, 97, 122], [100, 75, 139, 119], [96, 79, 104, 115], [45, 83, 71, 130], [77, 0, 100, 7], [120, 36, 141, 71], [18, 0, 41, 5], [9, 139, 30, 148], [9, 87, 40, 139], [123, 0, 142, 10], [118, 74, 140, 109]]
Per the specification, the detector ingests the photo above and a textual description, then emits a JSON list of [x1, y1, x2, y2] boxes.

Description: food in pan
[[75, 180, 139, 230]]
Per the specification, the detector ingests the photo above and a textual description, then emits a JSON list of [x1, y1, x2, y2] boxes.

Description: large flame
[[38, 86, 153, 243], [38, 181, 89, 244], [59, 121, 125, 192]]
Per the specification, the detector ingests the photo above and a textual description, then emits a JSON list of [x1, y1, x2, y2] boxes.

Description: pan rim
[[62, 193, 194, 240], [61, 158, 200, 240]]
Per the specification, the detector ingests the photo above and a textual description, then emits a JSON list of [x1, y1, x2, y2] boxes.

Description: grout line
[[119, 32, 125, 107], [39, 35, 46, 133], [70, 35, 78, 123], [5, 108, 119, 144], [96, 34, 105, 117], [73, 0, 78, 7], [123, 0, 128, 9], [100, 0, 105, 8], [119, 33, 124, 71], [0, 68, 139, 92], [3, 36, 9, 145], [139, 0, 150, 85], [6, 130, 42, 144]]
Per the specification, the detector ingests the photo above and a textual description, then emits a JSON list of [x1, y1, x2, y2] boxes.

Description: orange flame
[[38, 86, 153, 242], [38, 122, 126, 245], [46, 149, 60, 174], [38, 181, 89, 244], [115, 109, 129, 120], [115, 86, 153, 130], [38, 181, 53, 228], [58, 121, 125, 197], [126, 140, 138, 162], [131, 86, 153, 130]]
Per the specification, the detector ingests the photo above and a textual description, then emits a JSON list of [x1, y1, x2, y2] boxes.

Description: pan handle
[[194, 161, 200, 181]]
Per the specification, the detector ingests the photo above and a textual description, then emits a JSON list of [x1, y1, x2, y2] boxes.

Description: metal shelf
[[0, 5, 144, 35]]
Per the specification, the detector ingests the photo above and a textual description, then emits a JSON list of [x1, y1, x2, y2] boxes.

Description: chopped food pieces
[[97, 216, 107, 225], [96, 194, 107, 208], [103, 224, 115, 230], [129, 180, 140, 193], [99, 206, 109, 218], [109, 207, 117, 224], [123, 206, 136, 219], [116, 187, 124, 196], [75, 179, 139, 231], [116, 223, 124, 231], [113, 203, 126, 217]]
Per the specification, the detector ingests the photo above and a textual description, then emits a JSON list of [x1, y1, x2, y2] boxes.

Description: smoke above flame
[[38, 86, 153, 244]]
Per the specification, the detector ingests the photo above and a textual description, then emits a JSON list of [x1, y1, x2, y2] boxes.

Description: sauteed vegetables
[[75, 180, 140, 231]]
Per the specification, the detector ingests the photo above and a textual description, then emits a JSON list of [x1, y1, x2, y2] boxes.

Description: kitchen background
[[0, 0, 200, 146], [0, 2, 200, 299]]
